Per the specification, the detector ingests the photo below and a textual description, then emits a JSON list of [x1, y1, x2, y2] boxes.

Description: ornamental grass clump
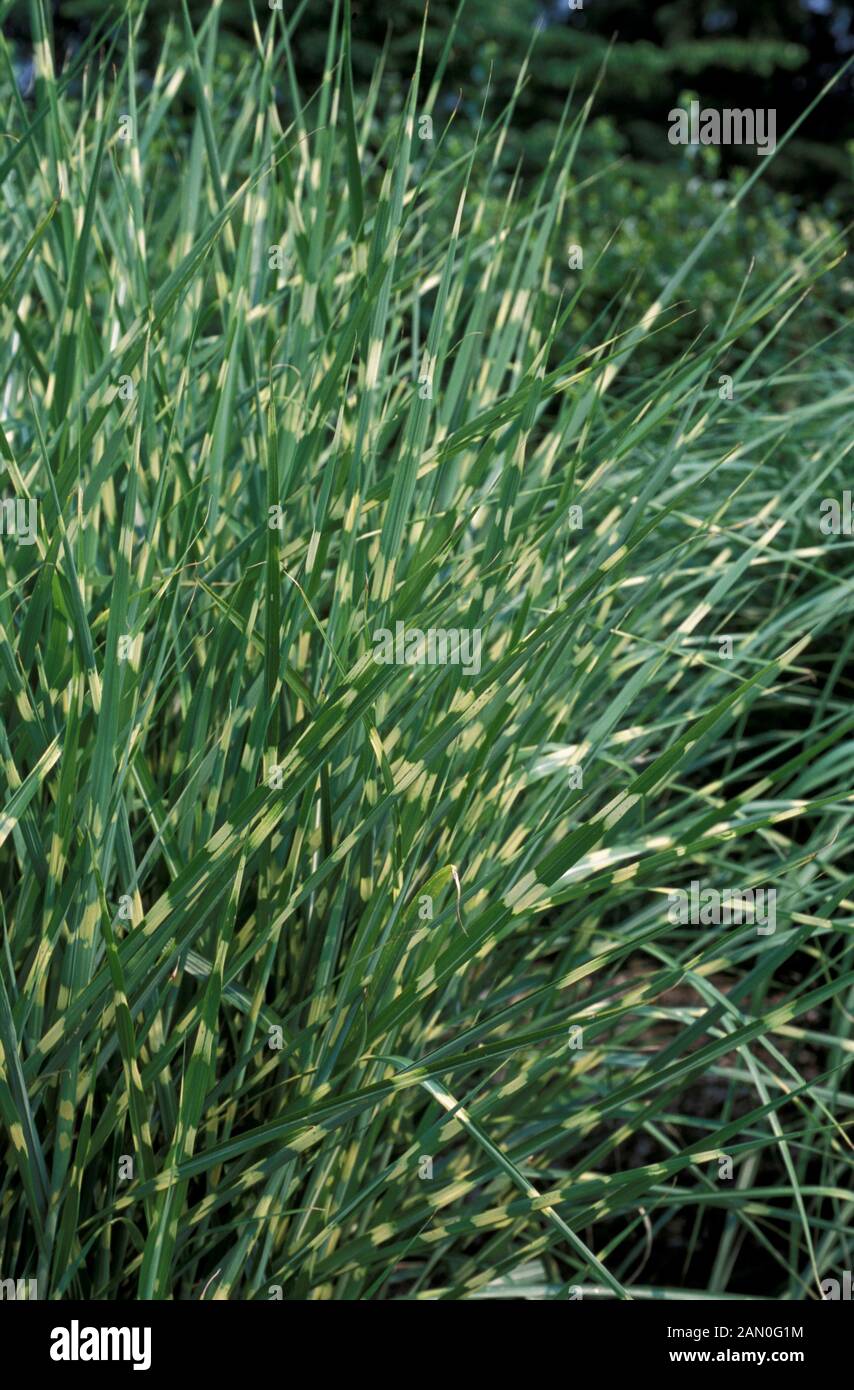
[[0, 2, 852, 1301]]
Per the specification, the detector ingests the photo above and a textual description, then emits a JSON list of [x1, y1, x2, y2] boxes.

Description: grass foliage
[[1, 0, 853, 1300]]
